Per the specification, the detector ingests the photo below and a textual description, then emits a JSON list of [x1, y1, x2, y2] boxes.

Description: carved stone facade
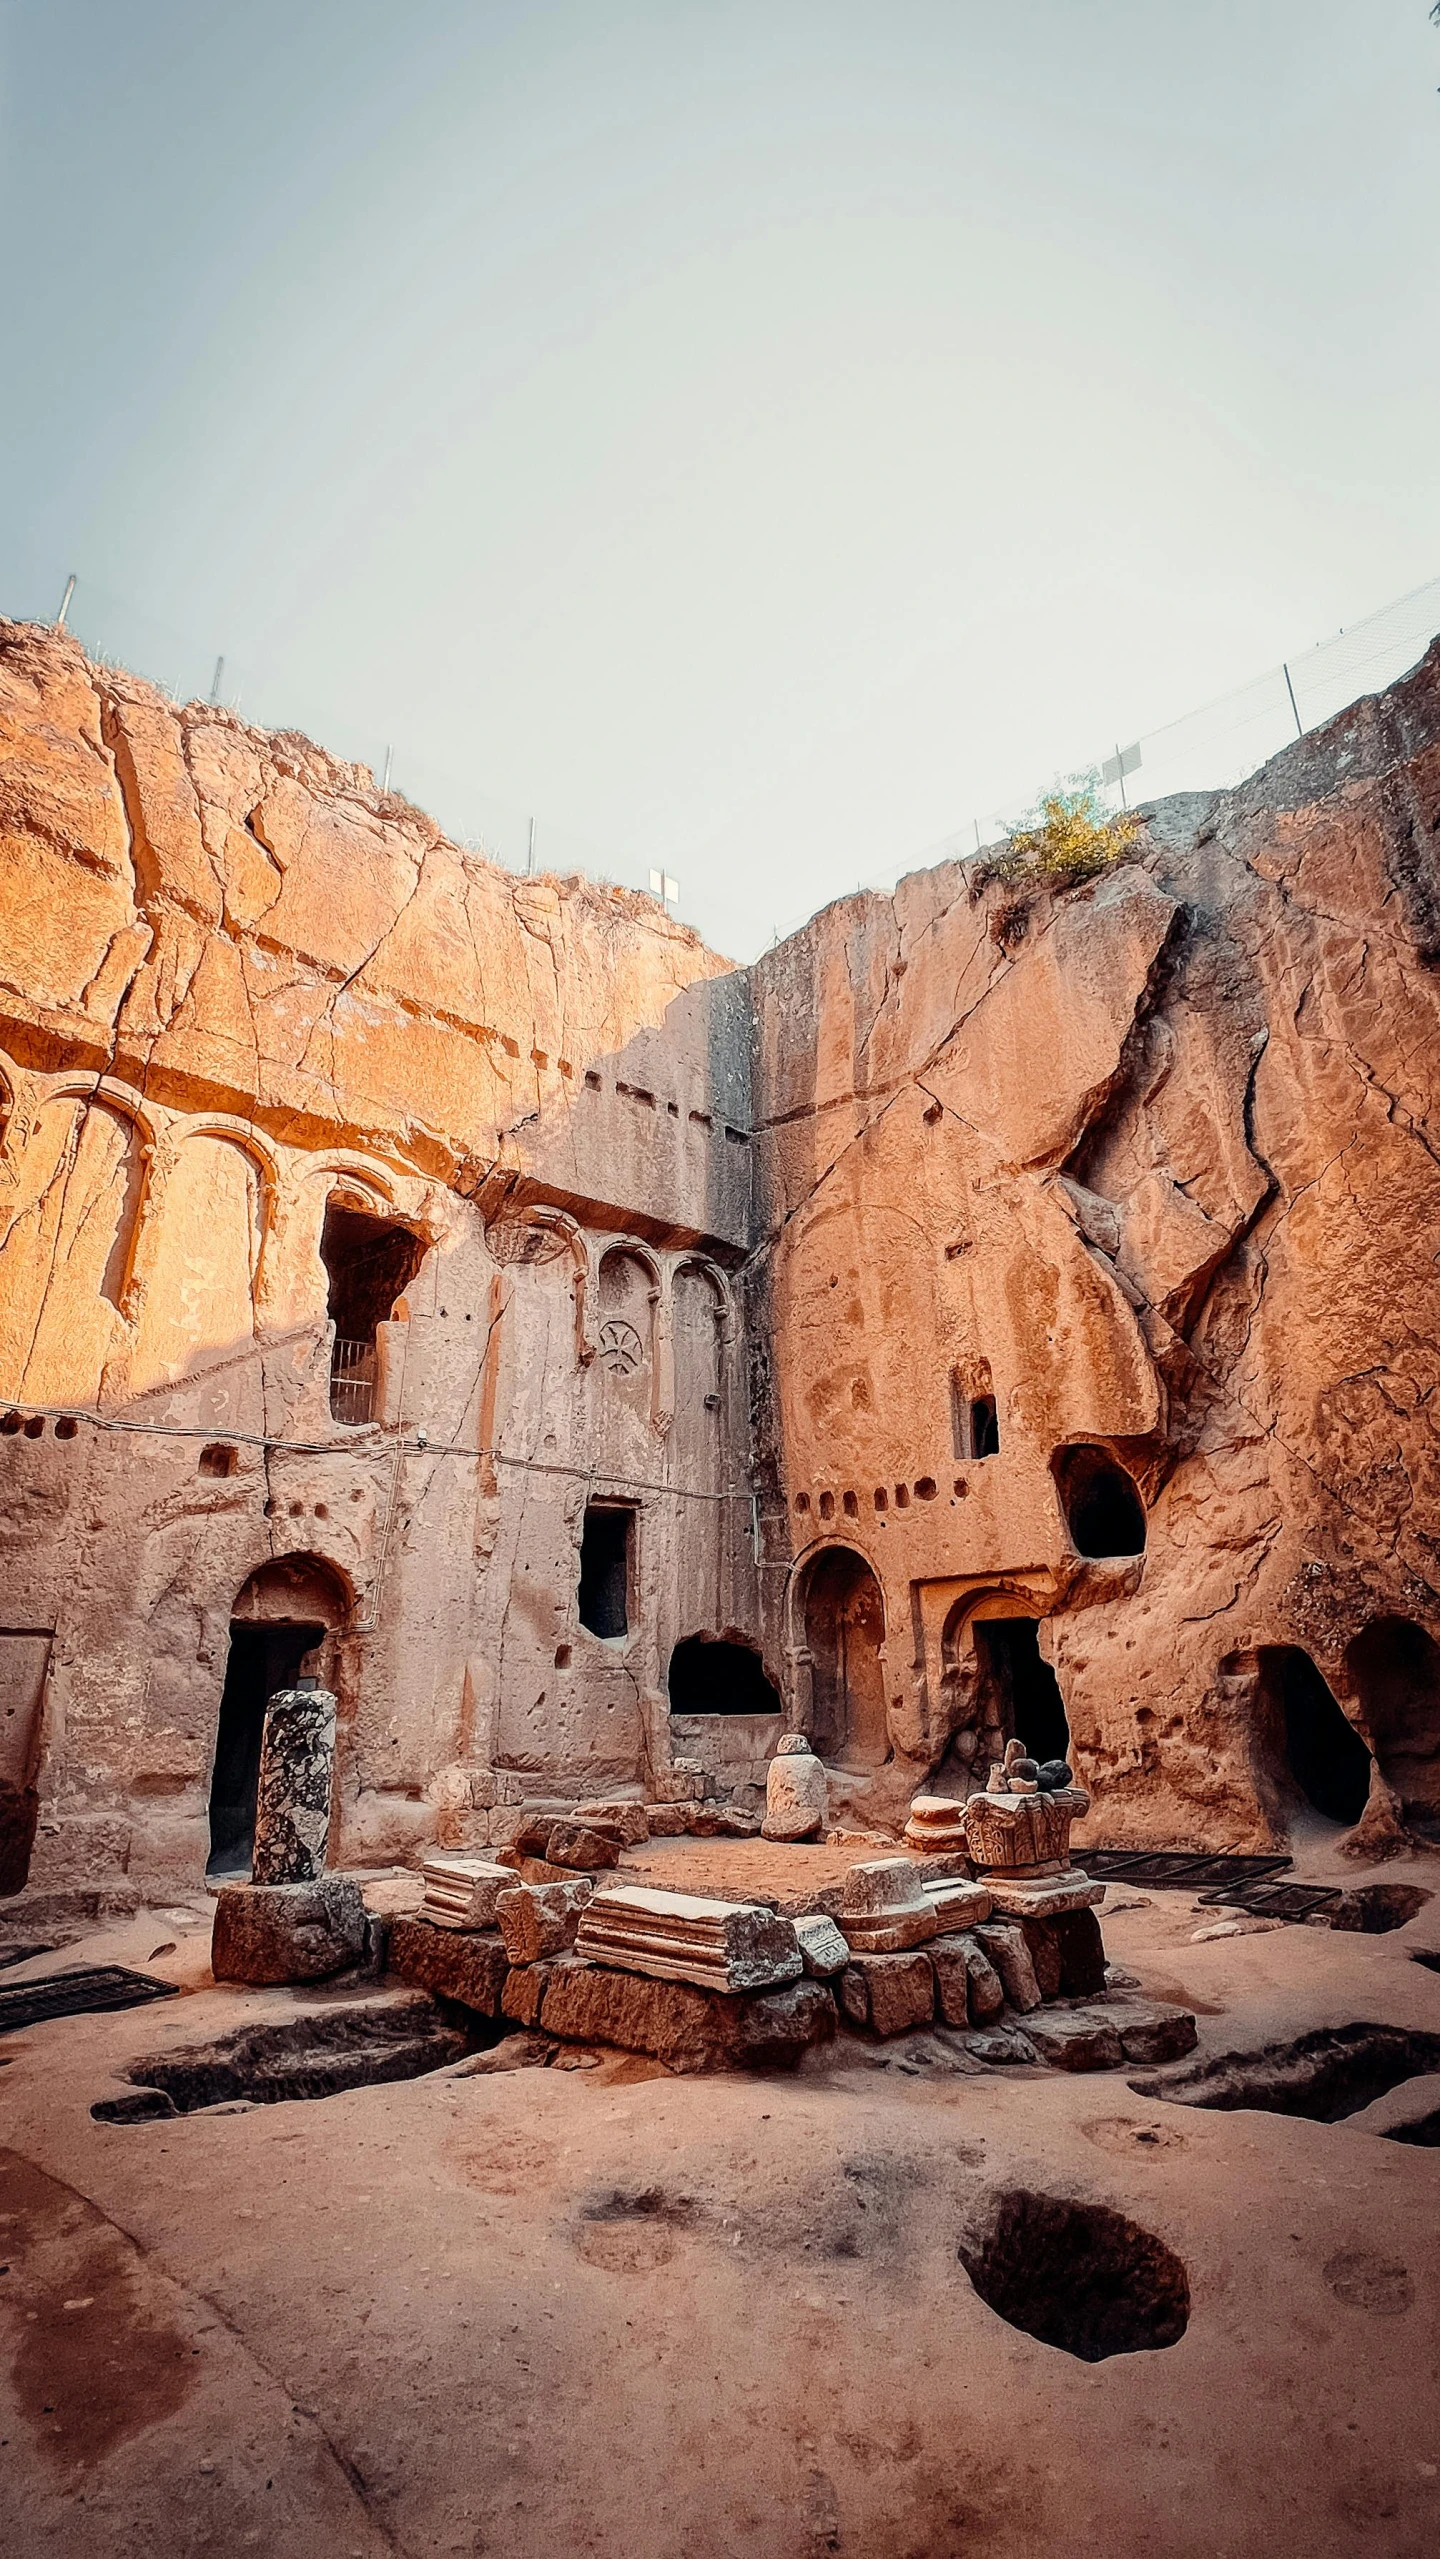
[[2, 616, 1438, 1894]]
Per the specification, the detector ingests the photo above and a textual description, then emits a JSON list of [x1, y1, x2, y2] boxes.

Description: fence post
[[1283, 662, 1303, 738]]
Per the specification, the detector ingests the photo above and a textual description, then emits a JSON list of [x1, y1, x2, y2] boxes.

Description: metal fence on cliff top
[[31, 563, 1440, 919], [945, 569, 1440, 862]]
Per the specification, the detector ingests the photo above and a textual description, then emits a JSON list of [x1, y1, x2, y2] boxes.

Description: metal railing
[[329, 1337, 377, 1426]]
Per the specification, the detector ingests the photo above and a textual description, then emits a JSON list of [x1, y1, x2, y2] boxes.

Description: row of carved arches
[[0, 1063, 433, 1414]]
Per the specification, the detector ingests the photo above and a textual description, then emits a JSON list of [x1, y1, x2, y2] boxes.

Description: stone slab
[[920, 1877, 992, 1932], [1023, 2009, 1124, 2072], [251, 1684, 337, 1888], [1105, 1999, 1199, 2064], [211, 1877, 366, 1986], [574, 1886, 802, 1992], [981, 1871, 1105, 1919], [385, 1914, 509, 2017], [538, 1961, 834, 2073]]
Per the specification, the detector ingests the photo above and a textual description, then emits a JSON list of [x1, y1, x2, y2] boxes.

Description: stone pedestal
[[903, 1794, 969, 1855], [251, 1681, 337, 1887], [762, 1734, 829, 1841], [211, 1875, 365, 1984]]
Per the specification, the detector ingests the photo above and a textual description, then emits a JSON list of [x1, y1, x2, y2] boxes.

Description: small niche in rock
[[1131, 2023, 1440, 2124], [1411, 1950, 1440, 1976], [958, 2188, 1189, 2362], [90, 1994, 465, 2121], [1330, 1883, 1432, 1934]]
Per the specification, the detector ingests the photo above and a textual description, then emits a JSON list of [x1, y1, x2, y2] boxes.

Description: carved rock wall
[[3, 614, 1439, 1890]]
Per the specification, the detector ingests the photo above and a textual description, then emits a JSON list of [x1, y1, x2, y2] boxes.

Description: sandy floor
[[3, 1853, 1439, 2559]]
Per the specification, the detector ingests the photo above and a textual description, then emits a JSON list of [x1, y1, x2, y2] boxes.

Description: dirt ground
[[2, 1846, 1439, 2559]]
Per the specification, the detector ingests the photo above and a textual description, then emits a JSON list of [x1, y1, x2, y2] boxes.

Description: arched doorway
[[207, 1555, 351, 1877], [802, 1548, 888, 1770], [1258, 1645, 1372, 1830], [934, 1600, 1070, 1794], [1346, 1618, 1440, 1837]]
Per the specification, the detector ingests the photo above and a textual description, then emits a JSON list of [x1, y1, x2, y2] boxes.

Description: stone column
[[251, 1678, 336, 1885]]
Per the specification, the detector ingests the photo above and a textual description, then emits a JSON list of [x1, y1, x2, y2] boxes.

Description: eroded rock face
[[2, 617, 1439, 1890], [745, 641, 1440, 1852]]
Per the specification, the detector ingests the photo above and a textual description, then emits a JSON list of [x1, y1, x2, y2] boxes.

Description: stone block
[[643, 1805, 691, 1837], [921, 1876, 992, 1932], [385, 1914, 509, 2016], [539, 1961, 834, 2072], [420, 1855, 516, 1931], [1052, 1906, 1108, 1996], [1109, 2001, 1199, 2064], [686, 1805, 762, 1837], [839, 1951, 935, 2038], [501, 1955, 574, 2026], [929, 1931, 1004, 2028], [1023, 2010, 1124, 2072], [575, 1801, 650, 1845], [497, 1878, 596, 1964], [973, 1919, 1042, 2013], [211, 1877, 366, 1986], [545, 1822, 621, 1871], [962, 2025, 1040, 2066], [573, 1886, 802, 1992], [1019, 1917, 1064, 1999], [794, 1914, 850, 1977]]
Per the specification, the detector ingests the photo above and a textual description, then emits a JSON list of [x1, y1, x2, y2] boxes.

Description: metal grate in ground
[[1196, 1879, 1344, 1921], [1086, 1850, 1293, 1889], [0, 1964, 180, 2035]]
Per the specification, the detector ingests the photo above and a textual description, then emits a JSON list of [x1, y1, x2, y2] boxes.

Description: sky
[[2, 1, 1438, 958]]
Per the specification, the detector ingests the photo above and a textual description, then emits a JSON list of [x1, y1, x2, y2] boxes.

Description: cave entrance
[[973, 1618, 1070, 1770], [1257, 1646, 1372, 1830], [207, 1555, 349, 1878], [1346, 1618, 1440, 1836], [1053, 1446, 1146, 1559], [668, 1636, 782, 1715], [802, 1547, 888, 1769], [320, 1198, 427, 1425]]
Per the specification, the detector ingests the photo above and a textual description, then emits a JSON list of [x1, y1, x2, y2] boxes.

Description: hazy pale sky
[[3, 2, 1438, 956]]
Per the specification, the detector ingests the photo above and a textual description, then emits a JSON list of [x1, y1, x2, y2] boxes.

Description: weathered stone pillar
[[251, 1678, 336, 1885]]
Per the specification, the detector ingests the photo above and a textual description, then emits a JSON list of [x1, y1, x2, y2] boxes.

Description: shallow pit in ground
[[957, 2188, 1189, 2361], [1130, 2023, 1440, 2124], [1329, 1884, 1432, 1934], [90, 1993, 466, 2120]]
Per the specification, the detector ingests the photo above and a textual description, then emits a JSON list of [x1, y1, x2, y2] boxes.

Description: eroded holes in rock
[[1345, 1616, 1440, 1837], [667, 1635, 782, 1715], [54, 1417, 77, 1441], [914, 1476, 937, 1501], [893, 1483, 910, 1509], [90, 1995, 465, 2121], [578, 1502, 635, 1639], [794, 1492, 810, 1514], [1053, 1444, 1145, 1558], [842, 1489, 859, 1518], [819, 1491, 835, 1522], [958, 2189, 1189, 2362], [873, 1487, 888, 1513], [320, 1198, 427, 1426], [198, 1443, 237, 1479], [22, 1415, 43, 1439], [802, 1547, 888, 1770], [1131, 2024, 1440, 2123]]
